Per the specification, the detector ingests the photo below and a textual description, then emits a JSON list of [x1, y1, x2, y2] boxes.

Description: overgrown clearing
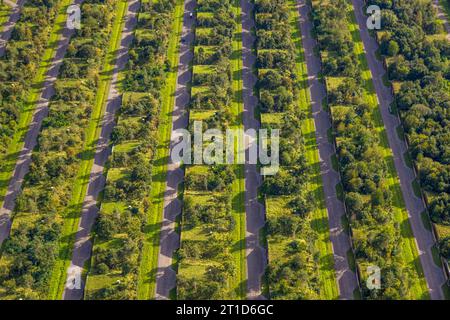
[[82, 0, 184, 300], [48, 0, 130, 299], [255, 0, 338, 299], [0, 0, 72, 219], [135, 0, 184, 300], [371, 0, 450, 278], [312, 0, 429, 299], [176, 0, 246, 300], [0, 0, 123, 299]]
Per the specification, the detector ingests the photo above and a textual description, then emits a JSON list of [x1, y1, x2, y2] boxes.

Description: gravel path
[[241, 0, 267, 300]]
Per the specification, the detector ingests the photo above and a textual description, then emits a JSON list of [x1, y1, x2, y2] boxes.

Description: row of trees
[[369, 0, 450, 266], [255, 0, 323, 299], [370, 1, 450, 218], [190, 0, 234, 114], [0, 0, 118, 299], [0, 0, 60, 165], [177, 0, 238, 300], [86, 0, 178, 300], [313, 0, 415, 299]]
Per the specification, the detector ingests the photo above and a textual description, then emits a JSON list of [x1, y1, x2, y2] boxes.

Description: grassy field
[[439, 0, 450, 23], [344, 2, 428, 299], [47, 0, 129, 299], [288, 0, 338, 299], [176, 0, 246, 299], [0, 2, 10, 30], [259, 0, 338, 299], [136, 0, 184, 299], [0, 0, 72, 219]]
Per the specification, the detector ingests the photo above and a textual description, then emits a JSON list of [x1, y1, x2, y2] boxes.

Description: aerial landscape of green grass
[[0, 0, 121, 299], [0, 0, 72, 213], [311, 0, 431, 299], [369, 0, 450, 281], [255, 0, 338, 299], [82, 0, 185, 300], [177, 0, 246, 300], [0, 2, 10, 29], [47, 0, 129, 300], [0, 0, 448, 302]]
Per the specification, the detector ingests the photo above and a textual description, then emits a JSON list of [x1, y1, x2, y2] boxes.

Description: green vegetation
[[0, 0, 121, 299], [256, 0, 338, 299], [135, 0, 184, 300], [440, 0, 450, 22], [0, 2, 11, 29], [312, 0, 428, 299], [369, 0, 450, 267], [0, 0, 71, 219], [48, 0, 130, 300], [177, 0, 246, 300], [84, 0, 182, 300]]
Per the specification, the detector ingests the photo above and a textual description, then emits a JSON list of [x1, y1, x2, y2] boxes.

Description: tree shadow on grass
[[143, 220, 163, 235]]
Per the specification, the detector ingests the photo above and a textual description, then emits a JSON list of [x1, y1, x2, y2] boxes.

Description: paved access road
[[352, 0, 446, 300], [241, 0, 267, 300], [434, 0, 450, 40], [62, 0, 140, 300], [297, 0, 359, 300], [0, 0, 25, 57], [155, 0, 195, 300], [0, 0, 84, 247]]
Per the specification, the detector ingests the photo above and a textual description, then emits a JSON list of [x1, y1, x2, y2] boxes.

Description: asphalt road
[[62, 0, 140, 300], [240, 0, 267, 300], [0, 0, 84, 247], [352, 0, 446, 300], [297, 0, 358, 300], [155, 0, 195, 300], [0, 0, 25, 57], [434, 0, 450, 40]]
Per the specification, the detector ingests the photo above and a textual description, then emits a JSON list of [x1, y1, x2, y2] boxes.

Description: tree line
[[369, 0, 450, 264], [86, 0, 178, 300], [256, 0, 324, 299], [313, 0, 421, 299], [0, 0, 119, 299], [177, 0, 239, 300]]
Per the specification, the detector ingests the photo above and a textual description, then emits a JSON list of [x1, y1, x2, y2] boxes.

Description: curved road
[[62, 0, 140, 300], [0, 0, 84, 247], [0, 0, 25, 57], [240, 0, 267, 300], [155, 0, 195, 300], [352, 0, 446, 300], [297, 0, 359, 300]]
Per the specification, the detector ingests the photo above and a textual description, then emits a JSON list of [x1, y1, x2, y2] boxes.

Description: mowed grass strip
[[0, 0, 72, 213], [346, 3, 429, 299], [288, 0, 338, 299], [47, 0, 129, 299], [136, 0, 184, 300]]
